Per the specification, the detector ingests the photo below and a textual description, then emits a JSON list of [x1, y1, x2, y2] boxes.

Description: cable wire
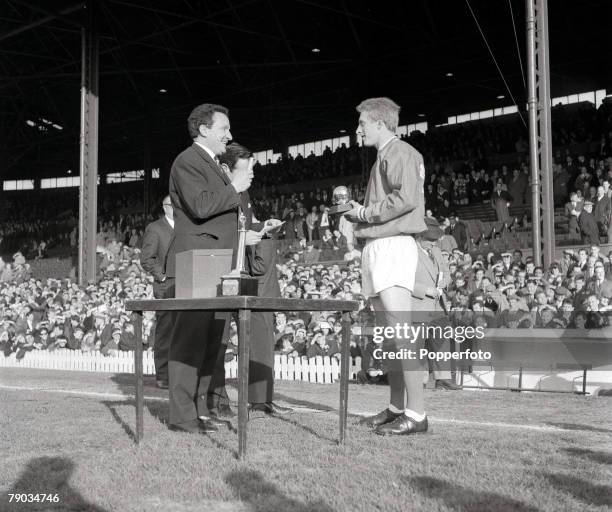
[[464, 0, 527, 128], [508, 0, 527, 90]]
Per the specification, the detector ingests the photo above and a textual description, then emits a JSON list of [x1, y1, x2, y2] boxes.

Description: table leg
[[339, 311, 351, 444], [134, 310, 144, 444], [238, 308, 251, 459]]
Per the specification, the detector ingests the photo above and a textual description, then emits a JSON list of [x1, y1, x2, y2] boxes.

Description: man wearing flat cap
[[414, 218, 460, 390]]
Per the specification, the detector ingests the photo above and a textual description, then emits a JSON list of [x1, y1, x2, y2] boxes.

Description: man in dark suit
[[445, 213, 468, 252], [140, 196, 175, 388], [218, 143, 291, 414], [491, 182, 513, 223], [565, 193, 583, 242], [579, 201, 600, 245], [593, 186, 611, 234], [165, 103, 255, 434]]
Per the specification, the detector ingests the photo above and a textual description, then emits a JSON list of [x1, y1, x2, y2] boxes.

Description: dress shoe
[[375, 414, 428, 436], [156, 379, 169, 389], [169, 419, 218, 434], [435, 379, 461, 390], [358, 408, 402, 428], [248, 402, 292, 415], [198, 415, 228, 428]]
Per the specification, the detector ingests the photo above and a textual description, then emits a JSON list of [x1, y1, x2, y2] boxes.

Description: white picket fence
[[0, 349, 363, 384], [2, 349, 610, 393]]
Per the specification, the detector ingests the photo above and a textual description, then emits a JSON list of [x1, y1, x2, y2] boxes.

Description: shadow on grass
[[225, 469, 334, 512], [1, 456, 108, 511], [545, 422, 612, 434], [563, 447, 612, 465], [543, 472, 612, 507], [224, 378, 339, 414], [407, 476, 539, 512], [104, 374, 169, 441], [272, 391, 337, 412], [106, 374, 243, 456], [272, 413, 336, 444], [102, 400, 138, 443]]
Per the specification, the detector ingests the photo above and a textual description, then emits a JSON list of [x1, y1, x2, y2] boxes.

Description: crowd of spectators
[[2, 99, 612, 363], [0, 187, 155, 260], [0, 242, 154, 360], [266, 243, 612, 369], [2, 222, 612, 371], [2, 99, 611, 260]]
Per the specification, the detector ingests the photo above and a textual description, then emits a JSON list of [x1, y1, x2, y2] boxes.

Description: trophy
[[220, 209, 259, 296], [328, 185, 353, 215]]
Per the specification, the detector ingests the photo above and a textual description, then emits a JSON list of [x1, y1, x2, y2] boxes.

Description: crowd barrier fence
[[0, 349, 362, 384], [1, 345, 611, 394]]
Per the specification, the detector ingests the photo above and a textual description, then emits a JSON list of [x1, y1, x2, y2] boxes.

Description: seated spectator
[[319, 229, 336, 260]]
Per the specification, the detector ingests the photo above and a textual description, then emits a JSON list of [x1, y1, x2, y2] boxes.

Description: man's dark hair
[[187, 103, 228, 139], [218, 142, 253, 170]]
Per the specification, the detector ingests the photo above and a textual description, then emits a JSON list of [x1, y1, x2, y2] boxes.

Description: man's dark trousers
[[152, 279, 175, 382], [209, 310, 274, 406]]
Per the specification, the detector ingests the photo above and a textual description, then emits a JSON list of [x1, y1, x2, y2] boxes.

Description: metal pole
[[526, 0, 541, 266], [78, 0, 99, 285], [537, 0, 555, 267], [526, 0, 555, 267]]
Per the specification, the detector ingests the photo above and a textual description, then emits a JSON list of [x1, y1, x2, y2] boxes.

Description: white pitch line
[[429, 417, 572, 432], [0, 384, 591, 434], [351, 412, 573, 433], [0, 384, 168, 402]]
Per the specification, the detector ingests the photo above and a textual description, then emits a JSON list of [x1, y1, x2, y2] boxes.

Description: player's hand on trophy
[[231, 156, 254, 193], [343, 200, 365, 223], [245, 229, 263, 246]]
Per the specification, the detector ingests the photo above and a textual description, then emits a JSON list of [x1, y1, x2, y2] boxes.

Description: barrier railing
[[0, 349, 363, 383]]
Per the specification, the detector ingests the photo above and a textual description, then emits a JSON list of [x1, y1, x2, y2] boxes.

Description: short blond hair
[[356, 97, 400, 131]]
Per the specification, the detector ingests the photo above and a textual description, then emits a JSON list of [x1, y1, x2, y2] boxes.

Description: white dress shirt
[[194, 141, 217, 163]]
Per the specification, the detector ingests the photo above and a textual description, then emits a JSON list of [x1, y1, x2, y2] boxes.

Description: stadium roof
[[0, 0, 609, 179]]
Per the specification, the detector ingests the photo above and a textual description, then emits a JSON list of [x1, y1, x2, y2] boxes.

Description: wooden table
[[125, 296, 358, 459]]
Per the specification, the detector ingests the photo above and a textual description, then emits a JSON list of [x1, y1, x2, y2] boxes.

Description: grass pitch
[[0, 368, 611, 512]]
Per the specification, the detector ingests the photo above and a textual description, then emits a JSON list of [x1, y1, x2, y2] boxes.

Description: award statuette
[[220, 210, 258, 296], [328, 185, 353, 215]]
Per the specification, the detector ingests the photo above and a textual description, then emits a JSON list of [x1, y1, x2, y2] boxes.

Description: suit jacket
[[412, 244, 448, 317], [565, 200, 583, 217], [491, 190, 513, 204], [579, 210, 600, 244], [140, 216, 174, 283], [508, 175, 527, 201], [248, 239, 281, 298], [166, 143, 241, 277], [446, 222, 468, 252], [593, 195, 611, 225], [588, 278, 612, 299]]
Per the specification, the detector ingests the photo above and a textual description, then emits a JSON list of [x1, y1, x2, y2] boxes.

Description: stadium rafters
[[0, 0, 608, 181]]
